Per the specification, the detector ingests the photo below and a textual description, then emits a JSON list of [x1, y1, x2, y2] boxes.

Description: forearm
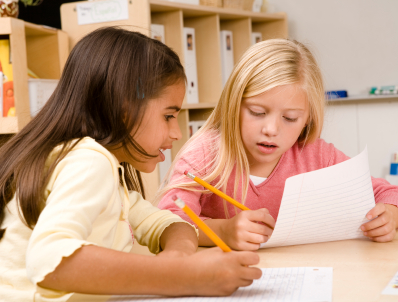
[[39, 245, 193, 295], [160, 222, 198, 254], [199, 219, 227, 247]]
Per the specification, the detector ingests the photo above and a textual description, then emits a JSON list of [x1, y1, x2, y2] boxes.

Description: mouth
[[257, 142, 278, 148], [257, 142, 278, 154]]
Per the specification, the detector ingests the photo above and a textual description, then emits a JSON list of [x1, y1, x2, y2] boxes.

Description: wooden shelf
[[0, 117, 18, 134], [150, 0, 285, 21], [0, 18, 68, 134]]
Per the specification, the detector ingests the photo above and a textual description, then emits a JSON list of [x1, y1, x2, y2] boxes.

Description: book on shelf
[[251, 32, 262, 45], [252, 0, 262, 12], [220, 30, 234, 87], [0, 38, 15, 118], [150, 24, 165, 44], [183, 27, 199, 104], [28, 79, 59, 117], [189, 120, 206, 137]]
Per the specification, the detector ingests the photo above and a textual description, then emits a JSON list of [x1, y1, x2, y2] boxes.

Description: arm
[[39, 244, 262, 296], [159, 222, 198, 257]]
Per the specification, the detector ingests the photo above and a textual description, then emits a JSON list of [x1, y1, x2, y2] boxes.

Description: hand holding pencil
[[183, 170, 275, 251]]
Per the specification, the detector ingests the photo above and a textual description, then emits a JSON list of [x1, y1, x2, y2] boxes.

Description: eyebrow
[[246, 102, 305, 111], [165, 106, 181, 112]]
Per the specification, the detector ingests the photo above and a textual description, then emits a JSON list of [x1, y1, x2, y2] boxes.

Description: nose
[[170, 118, 182, 141], [261, 115, 279, 137]]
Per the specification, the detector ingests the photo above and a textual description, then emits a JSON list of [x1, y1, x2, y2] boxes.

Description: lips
[[257, 142, 278, 154], [257, 141, 278, 148]]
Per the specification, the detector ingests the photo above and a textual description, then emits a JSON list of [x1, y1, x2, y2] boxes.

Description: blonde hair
[[155, 39, 325, 216]]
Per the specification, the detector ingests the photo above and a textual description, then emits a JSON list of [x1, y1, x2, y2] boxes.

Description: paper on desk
[[108, 267, 333, 302], [261, 147, 375, 249], [382, 270, 398, 295]]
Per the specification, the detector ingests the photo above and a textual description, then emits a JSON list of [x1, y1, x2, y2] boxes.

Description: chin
[[139, 163, 157, 174]]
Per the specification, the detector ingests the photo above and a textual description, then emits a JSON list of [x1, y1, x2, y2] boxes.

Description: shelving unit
[[0, 17, 69, 134], [60, 0, 288, 200]]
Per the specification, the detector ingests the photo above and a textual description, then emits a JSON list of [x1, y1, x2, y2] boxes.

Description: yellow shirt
[[0, 137, 196, 302]]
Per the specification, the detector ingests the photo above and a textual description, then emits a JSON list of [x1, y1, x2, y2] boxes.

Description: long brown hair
[[0, 27, 186, 239]]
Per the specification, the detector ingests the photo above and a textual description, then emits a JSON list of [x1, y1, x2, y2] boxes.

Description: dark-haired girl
[[0, 27, 261, 302]]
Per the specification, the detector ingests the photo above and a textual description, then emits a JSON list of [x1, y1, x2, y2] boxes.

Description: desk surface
[[70, 235, 398, 302]]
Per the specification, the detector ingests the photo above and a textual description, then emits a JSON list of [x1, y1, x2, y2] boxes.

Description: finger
[[239, 266, 263, 281], [243, 231, 268, 244], [363, 221, 394, 237], [233, 241, 261, 251], [369, 231, 396, 243], [246, 209, 276, 229], [365, 203, 385, 220], [247, 222, 273, 236], [361, 212, 390, 231], [237, 251, 260, 266], [238, 279, 254, 288]]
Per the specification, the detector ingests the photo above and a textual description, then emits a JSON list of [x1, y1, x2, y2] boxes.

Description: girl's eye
[[249, 109, 265, 116], [284, 116, 298, 122], [165, 115, 175, 121]]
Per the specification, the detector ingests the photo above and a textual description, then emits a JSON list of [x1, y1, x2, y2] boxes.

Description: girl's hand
[[183, 247, 262, 296], [222, 208, 275, 251], [361, 203, 398, 242]]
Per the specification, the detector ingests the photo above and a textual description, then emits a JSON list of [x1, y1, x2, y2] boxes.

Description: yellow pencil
[[184, 170, 251, 211], [172, 195, 232, 252]]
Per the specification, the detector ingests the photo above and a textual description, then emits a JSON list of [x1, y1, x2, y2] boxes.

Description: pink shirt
[[158, 136, 398, 223]]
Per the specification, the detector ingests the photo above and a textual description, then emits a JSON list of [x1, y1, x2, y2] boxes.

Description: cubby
[[60, 0, 288, 201], [0, 17, 68, 134]]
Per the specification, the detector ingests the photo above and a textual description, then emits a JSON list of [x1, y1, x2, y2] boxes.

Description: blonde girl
[[157, 39, 398, 250], [0, 27, 261, 302]]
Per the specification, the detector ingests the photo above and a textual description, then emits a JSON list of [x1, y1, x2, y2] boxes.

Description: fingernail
[[367, 214, 372, 219], [361, 226, 365, 231], [364, 232, 368, 236]]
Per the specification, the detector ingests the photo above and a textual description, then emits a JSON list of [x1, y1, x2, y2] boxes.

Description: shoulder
[[48, 137, 119, 187], [287, 138, 348, 169]]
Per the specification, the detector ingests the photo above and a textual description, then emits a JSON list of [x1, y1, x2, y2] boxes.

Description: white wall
[[267, 0, 398, 178], [322, 99, 398, 178], [268, 0, 398, 95]]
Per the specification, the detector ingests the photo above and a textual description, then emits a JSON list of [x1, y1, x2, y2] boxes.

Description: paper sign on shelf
[[77, 0, 129, 26]]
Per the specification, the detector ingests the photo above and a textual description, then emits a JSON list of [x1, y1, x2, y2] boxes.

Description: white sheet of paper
[[108, 267, 333, 302], [261, 147, 375, 249], [382, 270, 398, 295]]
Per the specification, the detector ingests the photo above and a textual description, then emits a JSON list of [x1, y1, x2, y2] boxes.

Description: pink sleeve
[[157, 147, 212, 225], [325, 142, 398, 207]]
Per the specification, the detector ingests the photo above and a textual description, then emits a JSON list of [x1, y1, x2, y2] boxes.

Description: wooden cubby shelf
[[0, 18, 68, 134]]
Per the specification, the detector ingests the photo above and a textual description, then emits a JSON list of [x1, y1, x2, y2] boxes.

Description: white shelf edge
[[328, 94, 398, 103]]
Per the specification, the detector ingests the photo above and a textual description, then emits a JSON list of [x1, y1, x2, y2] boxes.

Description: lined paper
[[382, 270, 398, 295], [261, 147, 375, 249], [108, 267, 333, 302]]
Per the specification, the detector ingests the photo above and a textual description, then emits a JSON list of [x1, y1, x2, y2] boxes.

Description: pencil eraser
[[184, 170, 188, 175], [171, 195, 178, 201]]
